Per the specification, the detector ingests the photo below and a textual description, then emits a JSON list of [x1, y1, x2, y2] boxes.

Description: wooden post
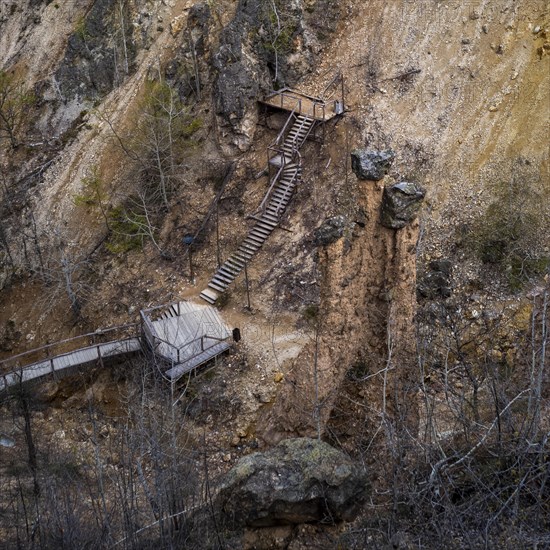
[[244, 261, 251, 310], [189, 246, 194, 282], [345, 121, 349, 188], [216, 202, 221, 268]]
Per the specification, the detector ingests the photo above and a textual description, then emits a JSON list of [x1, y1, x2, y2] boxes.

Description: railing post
[[201, 336, 204, 352]]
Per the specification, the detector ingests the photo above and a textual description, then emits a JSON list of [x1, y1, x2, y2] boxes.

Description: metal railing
[[0, 324, 141, 395], [265, 88, 328, 121], [0, 323, 140, 373], [140, 304, 230, 368]]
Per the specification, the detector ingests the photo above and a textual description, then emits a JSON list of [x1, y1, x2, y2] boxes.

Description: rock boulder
[[351, 149, 395, 180], [314, 216, 348, 246], [380, 181, 426, 229], [218, 438, 368, 527]]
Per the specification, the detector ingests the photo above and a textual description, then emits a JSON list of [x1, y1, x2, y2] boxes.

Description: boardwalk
[[0, 338, 141, 394], [1, 301, 233, 394]]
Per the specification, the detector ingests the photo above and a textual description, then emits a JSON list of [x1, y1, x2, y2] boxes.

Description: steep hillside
[[0, 0, 549, 548]]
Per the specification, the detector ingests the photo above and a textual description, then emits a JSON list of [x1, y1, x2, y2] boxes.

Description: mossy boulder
[[218, 438, 368, 527]]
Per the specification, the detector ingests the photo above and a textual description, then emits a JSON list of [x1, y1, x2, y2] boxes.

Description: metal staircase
[[200, 114, 315, 304]]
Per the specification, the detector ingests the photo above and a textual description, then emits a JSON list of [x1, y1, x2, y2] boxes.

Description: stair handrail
[[272, 151, 302, 217], [294, 116, 317, 147], [270, 106, 298, 150], [320, 72, 345, 117], [256, 160, 286, 213], [277, 91, 302, 117]]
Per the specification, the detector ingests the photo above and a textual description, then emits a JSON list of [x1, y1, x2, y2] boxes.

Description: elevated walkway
[[0, 301, 233, 395]]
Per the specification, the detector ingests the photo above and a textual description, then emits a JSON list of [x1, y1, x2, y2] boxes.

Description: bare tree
[[0, 71, 35, 149]]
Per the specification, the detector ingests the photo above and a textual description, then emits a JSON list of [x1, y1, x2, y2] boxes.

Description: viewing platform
[[259, 87, 344, 121], [140, 301, 231, 381]]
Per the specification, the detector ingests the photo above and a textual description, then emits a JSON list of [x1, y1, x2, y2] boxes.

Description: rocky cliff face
[[0, 1, 549, 545], [262, 168, 420, 446]]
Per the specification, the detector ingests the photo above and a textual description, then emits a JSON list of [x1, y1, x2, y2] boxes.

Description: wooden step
[[262, 212, 279, 223], [237, 243, 258, 254], [275, 183, 293, 192], [247, 233, 266, 245], [270, 200, 288, 211], [234, 250, 254, 262], [213, 271, 234, 284], [199, 289, 219, 304], [237, 248, 256, 260], [220, 263, 241, 276], [235, 246, 256, 256], [257, 218, 277, 229], [212, 274, 232, 287], [226, 260, 245, 273], [255, 222, 276, 233], [220, 262, 241, 275], [267, 205, 282, 215], [272, 193, 290, 203], [240, 239, 260, 251], [208, 280, 227, 293], [251, 225, 271, 236], [273, 194, 289, 203]]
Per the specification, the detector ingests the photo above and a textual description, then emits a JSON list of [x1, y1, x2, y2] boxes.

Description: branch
[[429, 389, 529, 486]]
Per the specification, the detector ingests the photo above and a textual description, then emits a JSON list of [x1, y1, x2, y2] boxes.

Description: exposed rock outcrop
[[418, 259, 453, 300], [45, 0, 138, 135], [218, 438, 368, 527], [314, 215, 349, 247], [380, 181, 426, 229], [350, 149, 395, 181], [212, 0, 342, 153], [262, 169, 420, 448]]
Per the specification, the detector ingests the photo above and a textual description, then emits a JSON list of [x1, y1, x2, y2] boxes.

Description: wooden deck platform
[[260, 88, 343, 121], [141, 301, 231, 380], [164, 341, 231, 381]]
